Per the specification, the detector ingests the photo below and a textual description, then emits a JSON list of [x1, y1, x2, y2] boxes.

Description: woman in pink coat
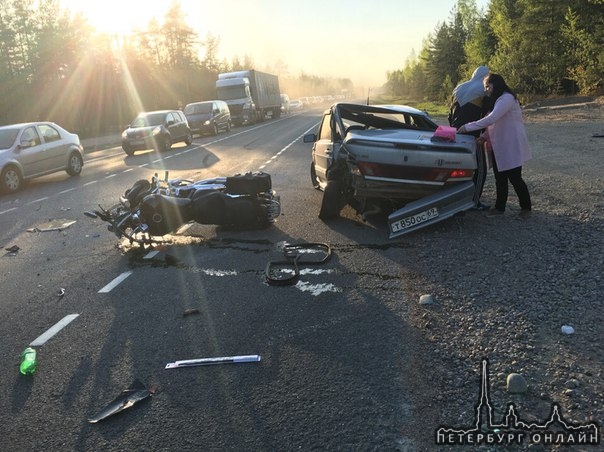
[[458, 73, 532, 219]]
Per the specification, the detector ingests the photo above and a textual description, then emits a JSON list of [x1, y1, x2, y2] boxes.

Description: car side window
[[38, 124, 61, 143], [175, 111, 185, 123], [318, 113, 333, 141], [166, 113, 175, 124], [21, 126, 41, 147]]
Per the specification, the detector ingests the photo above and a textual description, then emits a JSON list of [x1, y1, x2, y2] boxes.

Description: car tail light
[[448, 169, 473, 179], [356, 162, 472, 182]]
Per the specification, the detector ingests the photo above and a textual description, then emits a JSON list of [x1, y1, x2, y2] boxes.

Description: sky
[[59, 0, 489, 88]]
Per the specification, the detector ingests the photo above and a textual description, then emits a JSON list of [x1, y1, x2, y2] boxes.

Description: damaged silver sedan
[[303, 103, 478, 238]]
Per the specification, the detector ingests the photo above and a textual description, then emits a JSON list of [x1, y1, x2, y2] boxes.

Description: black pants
[[492, 155, 532, 211], [473, 142, 487, 205]]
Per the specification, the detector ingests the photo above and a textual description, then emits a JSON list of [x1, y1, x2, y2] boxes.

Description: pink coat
[[463, 93, 532, 171]]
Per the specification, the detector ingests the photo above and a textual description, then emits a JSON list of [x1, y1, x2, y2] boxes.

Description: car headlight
[[121, 131, 128, 139], [203, 120, 211, 126]]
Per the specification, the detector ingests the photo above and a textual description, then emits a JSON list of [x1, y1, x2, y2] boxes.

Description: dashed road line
[[98, 271, 133, 293], [30, 314, 79, 347]]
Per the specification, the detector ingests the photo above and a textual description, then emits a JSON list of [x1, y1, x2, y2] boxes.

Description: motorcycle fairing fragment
[[88, 379, 154, 423]]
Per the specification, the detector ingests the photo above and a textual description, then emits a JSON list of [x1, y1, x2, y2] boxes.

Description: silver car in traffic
[[0, 122, 84, 194]]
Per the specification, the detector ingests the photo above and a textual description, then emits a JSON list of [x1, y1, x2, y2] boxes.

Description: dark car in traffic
[[121, 110, 192, 155], [184, 101, 231, 136]]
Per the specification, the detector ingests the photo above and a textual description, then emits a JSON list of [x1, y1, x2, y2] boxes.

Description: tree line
[[0, 0, 353, 136], [386, 0, 603, 103]]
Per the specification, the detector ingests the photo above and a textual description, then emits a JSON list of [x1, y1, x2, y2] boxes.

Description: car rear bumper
[[387, 181, 475, 238]]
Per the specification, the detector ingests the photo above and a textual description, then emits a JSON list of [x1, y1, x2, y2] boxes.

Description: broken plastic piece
[[265, 255, 300, 286], [183, 308, 200, 316], [27, 219, 77, 233], [266, 243, 332, 286], [5, 245, 20, 254], [88, 379, 154, 423], [57, 288, 65, 297], [165, 354, 261, 369], [283, 243, 331, 264]]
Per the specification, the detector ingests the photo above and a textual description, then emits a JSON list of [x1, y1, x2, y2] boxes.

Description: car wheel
[[122, 144, 134, 156], [310, 162, 320, 190], [184, 131, 192, 145], [226, 121, 231, 132], [66, 152, 83, 176], [211, 123, 218, 136], [318, 179, 344, 220], [1, 165, 22, 194]]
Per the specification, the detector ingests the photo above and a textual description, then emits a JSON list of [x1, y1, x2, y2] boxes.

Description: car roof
[[137, 110, 179, 116], [0, 121, 57, 130]]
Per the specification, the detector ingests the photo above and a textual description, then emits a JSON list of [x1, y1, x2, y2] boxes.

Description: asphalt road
[[1, 110, 433, 450]]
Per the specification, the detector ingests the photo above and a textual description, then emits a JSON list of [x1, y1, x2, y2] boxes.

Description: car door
[[165, 112, 179, 140], [16, 126, 47, 177], [312, 111, 341, 185], [37, 124, 67, 171], [175, 111, 188, 139]]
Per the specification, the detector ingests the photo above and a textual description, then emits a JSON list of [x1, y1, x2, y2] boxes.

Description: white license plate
[[390, 207, 439, 233]]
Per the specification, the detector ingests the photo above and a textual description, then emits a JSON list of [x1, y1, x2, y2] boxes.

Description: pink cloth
[[463, 93, 532, 171], [433, 125, 457, 142]]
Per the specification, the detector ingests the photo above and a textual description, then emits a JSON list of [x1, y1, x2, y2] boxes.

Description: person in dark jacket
[[449, 65, 490, 210]]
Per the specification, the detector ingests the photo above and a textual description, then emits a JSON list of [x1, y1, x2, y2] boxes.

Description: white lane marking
[[295, 281, 342, 296], [30, 314, 79, 347], [0, 207, 18, 215], [258, 124, 317, 171], [144, 250, 160, 259], [26, 197, 48, 205], [59, 187, 77, 194], [83, 180, 98, 187], [98, 271, 133, 293]]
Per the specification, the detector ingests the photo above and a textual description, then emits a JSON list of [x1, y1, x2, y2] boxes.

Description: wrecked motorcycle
[[85, 171, 281, 244]]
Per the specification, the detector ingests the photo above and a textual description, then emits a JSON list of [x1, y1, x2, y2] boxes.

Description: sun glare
[[62, 1, 162, 35]]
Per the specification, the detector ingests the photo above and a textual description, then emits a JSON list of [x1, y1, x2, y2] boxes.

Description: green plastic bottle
[[19, 347, 37, 375]]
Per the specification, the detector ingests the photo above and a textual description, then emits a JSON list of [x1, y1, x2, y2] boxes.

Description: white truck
[[216, 70, 281, 125]]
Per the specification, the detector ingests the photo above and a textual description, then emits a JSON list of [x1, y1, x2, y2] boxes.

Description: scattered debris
[[57, 288, 66, 297], [506, 373, 528, 393], [88, 379, 155, 423], [5, 245, 20, 255], [419, 294, 436, 305], [165, 354, 261, 369], [183, 308, 200, 316], [27, 219, 76, 233], [561, 325, 575, 335], [592, 133, 603, 138], [266, 243, 331, 286]]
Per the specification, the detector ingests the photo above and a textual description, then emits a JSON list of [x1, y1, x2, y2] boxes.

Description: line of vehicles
[[0, 71, 479, 238], [121, 69, 285, 156]]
